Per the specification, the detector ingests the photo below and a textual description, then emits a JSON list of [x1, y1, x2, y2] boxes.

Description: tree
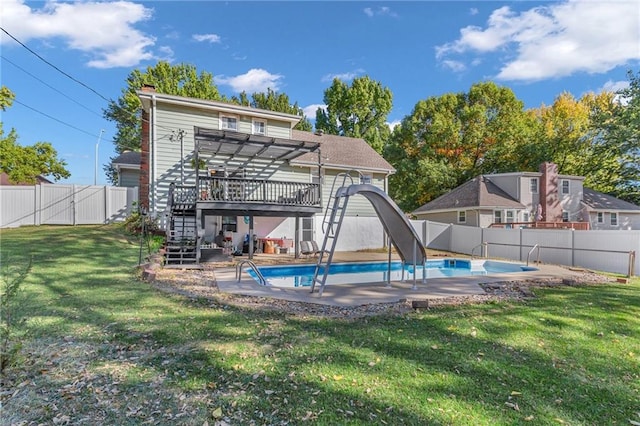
[[588, 70, 640, 203], [315, 76, 393, 153], [104, 61, 225, 155], [0, 86, 70, 184], [384, 82, 535, 212], [232, 88, 312, 131], [103, 61, 225, 184]]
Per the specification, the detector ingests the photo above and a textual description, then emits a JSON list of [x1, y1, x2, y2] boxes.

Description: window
[[530, 177, 538, 194], [561, 179, 570, 195], [597, 212, 604, 223], [610, 212, 618, 226], [360, 174, 372, 185], [222, 216, 237, 232], [220, 114, 238, 131], [562, 211, 569, 222], [252, 119, 266, 135], [506, 210, 515, 223], [494, 210, 503, 224], [523, 211, 530, 223], [458, 211, 466, 223]]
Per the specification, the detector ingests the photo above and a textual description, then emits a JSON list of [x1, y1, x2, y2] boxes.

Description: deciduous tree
[[0, 86, 70, 184], [315, 76, 392, 153], [232, 88, 312, 131]]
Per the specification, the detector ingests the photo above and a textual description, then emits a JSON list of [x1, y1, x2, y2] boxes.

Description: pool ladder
[[236, 260, 265, 285]]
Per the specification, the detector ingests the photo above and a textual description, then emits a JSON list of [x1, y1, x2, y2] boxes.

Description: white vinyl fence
[[413, 221, 639, 276], [0, 184, 138, 228]]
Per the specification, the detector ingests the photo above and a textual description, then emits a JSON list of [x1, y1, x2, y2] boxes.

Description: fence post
[[519, 227, 523, 261], [629, 251, 636, 278], [571, 229, 575, 267]]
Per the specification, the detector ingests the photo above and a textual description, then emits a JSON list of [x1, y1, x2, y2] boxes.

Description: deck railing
[[193, 176, 321, 206]]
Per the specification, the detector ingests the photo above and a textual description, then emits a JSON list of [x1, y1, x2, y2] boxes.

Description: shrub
[[0, 255, 32, 374]]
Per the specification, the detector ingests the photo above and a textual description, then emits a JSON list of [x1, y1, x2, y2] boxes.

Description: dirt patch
[[150, 264, 615, 319]]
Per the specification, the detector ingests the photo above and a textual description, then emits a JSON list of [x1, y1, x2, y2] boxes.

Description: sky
[[1, 0, 638, 185]]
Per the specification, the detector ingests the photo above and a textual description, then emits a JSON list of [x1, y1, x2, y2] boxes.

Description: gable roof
[[0, 172, 52, 186], [582, 187, 640, 212], [112, 151, 141, 167], [413, 176, 525, 214], [291, 130, 395, 173]]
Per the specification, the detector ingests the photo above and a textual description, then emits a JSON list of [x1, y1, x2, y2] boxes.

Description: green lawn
[[1, 225, 638, 425]]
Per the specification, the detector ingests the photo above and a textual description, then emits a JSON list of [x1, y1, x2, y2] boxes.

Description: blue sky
[[1, 0, 638, 185]]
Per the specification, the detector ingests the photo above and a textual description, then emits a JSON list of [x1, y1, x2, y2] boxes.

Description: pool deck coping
[[213, 253, 590, 307]]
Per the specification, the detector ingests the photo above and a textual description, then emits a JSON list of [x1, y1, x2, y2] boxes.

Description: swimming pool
[[248, 259, 538, 288]]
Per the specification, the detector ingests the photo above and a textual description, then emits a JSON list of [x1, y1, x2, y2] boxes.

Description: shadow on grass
[[1, 225, 638, 425]]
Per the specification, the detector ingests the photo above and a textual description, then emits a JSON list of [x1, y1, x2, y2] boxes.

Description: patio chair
[[300, 240, 322, 257]]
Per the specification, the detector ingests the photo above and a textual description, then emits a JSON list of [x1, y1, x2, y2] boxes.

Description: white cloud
[[0, 0, 157, 68], [470, 8, 479, 16], [303, 104, 326, 118], [321, 69, 365, 82], [215, 69, 283, 93], [193, 33, 221, 44], [599, 79, 629, 94], [436, 1, 640, 82], [363, 6, 398, 18], [387, 120, 401, 131], [441, 60, 466, 73]]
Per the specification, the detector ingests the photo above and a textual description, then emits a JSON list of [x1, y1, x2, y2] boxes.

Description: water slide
[[340, 184, 426, 265]]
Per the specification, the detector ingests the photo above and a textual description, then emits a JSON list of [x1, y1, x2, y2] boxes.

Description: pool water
[[248, 259, 538, 288]]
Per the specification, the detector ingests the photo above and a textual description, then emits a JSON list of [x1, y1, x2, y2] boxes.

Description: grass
[[1, 224, 639, 425]]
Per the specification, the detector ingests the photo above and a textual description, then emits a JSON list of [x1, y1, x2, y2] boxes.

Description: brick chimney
[[539, 162, 562, 222]]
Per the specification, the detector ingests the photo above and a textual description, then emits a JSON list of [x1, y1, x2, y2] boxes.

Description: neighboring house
[[0, 172, 52, 185], [413, 162, 640, 230], [111, 151, 141, 188], [136, 86, 395, 264]]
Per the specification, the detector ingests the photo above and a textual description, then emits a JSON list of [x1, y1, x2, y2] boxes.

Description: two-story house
[[412, 162, 640, 230], [132, 86, 395, 265]]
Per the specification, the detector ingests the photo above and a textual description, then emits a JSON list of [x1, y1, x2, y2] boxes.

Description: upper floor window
[[610, 212, 618, 226], [252, 119, 266, 135], [562, 211, 569, 222], [220, 114, 238, 131], [561, 179, 570, 195], [597, 212, 604, 223], [530, 177, 538, 194], [506, 210, 515, 223], [458, 211, 466, 223], [494, 210, 503, 224]]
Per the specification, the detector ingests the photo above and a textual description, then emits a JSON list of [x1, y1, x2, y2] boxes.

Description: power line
[[1, 27, 111, 103], [2, 55, 103, 118], [12, 98, 107, 140]]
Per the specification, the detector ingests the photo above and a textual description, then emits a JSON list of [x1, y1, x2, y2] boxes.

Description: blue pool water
[[248, 259, 538, 288]]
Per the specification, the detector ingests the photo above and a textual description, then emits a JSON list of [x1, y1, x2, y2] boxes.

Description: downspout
[[151, 94, 157, 216]]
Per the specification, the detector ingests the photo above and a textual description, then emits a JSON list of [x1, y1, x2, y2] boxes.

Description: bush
[[0, 255, 31, 374]]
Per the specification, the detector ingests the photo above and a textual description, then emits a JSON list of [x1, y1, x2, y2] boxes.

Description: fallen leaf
[[211, 407, 223, 419]]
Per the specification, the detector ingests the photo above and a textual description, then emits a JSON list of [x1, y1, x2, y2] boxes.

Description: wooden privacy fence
[[0, 184, 138, 228]]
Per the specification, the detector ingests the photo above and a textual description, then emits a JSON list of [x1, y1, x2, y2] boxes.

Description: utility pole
[[95, 129, 105, 185]]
